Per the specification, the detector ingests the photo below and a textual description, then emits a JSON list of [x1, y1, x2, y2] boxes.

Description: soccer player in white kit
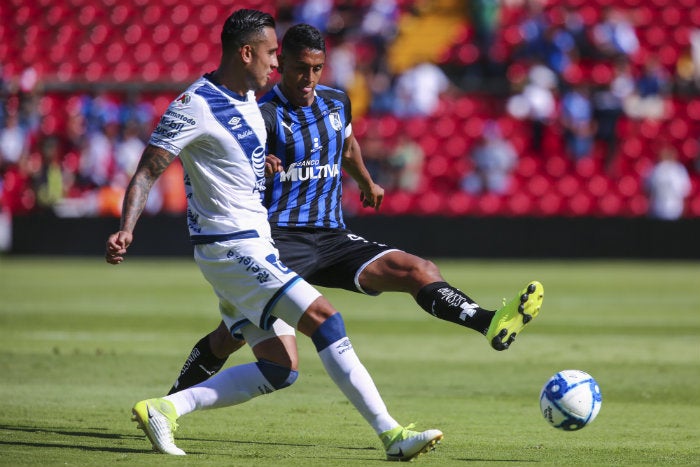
[[104, 9, 442, 461]]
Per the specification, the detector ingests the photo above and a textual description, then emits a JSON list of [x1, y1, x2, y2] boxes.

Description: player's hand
[[105, 231, 133, 265], [265, 154, 283, 176], [360, 183, 384, 211]]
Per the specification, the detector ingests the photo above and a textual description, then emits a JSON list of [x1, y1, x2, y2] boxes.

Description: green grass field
[[0, 256, 698, 466]]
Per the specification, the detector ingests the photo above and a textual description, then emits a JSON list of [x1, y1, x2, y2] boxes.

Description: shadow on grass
[[0, 424, 318, 455]]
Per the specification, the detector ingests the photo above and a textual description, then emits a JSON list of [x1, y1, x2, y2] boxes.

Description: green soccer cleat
[[380, 423, 443, 462], [131, 398, 185, 455], [486, 281, 544, 351]]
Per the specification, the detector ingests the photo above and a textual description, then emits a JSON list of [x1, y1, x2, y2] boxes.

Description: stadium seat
[[446, 191, 474, 216]]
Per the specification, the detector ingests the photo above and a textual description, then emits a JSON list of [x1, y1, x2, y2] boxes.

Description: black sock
[[167, 336, 228, 395], [416, 282, 494, 335]]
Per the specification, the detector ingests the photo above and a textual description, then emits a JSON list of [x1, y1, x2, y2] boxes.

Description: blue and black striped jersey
[[259, 84, 352, 228]]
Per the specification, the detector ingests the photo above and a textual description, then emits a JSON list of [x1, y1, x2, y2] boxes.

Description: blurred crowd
[[2, 0, 699, 220]]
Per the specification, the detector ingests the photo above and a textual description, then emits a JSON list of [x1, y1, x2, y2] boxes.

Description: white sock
[[165, 362, 271, 416], [317, 337, 399, 434]]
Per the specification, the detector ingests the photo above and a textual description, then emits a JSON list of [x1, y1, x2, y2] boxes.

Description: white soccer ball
[[539, 369, 602, 431]]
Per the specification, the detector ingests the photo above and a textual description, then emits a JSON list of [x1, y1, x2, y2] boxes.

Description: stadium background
[[2, 0, 699, 257]]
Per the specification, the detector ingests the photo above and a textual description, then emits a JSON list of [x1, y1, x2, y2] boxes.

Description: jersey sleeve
[[148, 91, 203, 156]]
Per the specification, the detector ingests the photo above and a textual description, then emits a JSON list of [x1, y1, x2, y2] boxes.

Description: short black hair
[[281, 23, 326, 57], [221, 9, 276, 54]]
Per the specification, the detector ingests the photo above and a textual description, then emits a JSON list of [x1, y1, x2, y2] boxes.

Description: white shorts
[[194, 236, 321, 347]]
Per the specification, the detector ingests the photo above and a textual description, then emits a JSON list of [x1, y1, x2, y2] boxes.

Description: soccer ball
[[539, 369, 602, 431]]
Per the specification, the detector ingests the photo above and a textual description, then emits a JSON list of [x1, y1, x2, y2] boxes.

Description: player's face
[[247, 27, 279, 91], [279, 48, 325, 107]]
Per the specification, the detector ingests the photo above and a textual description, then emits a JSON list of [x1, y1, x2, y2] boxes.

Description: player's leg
[[167, 230, 315, 394], [360, 250, 497, 334], [360, 251, 544, 350], [275, 293, 442, 461], [167, 321, 245, 394], [134, 321, 300, 455]]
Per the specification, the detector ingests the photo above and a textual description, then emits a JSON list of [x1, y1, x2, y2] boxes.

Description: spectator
[[0, 112, 29, 171], [645, 145, 691, 220], [113, 119, 145, 187], [592, 7, 639, 60], [461, 120, 518, 195], [514, 0, 549, 62], [31, 135, 64, 211], [506, 63, 557, 153], [560, 83, 596, 161], [78, 120, 118, 189], [393, 61, 453, 117], [625, 57, 671, 121], [593, 58, 635, 169], [294, 0, 333, 33], [386, 133, 424, 192], [466, 0, 503, 77]]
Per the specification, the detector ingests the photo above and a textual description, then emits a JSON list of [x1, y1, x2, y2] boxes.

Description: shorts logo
[[265, 253, 290, 273]]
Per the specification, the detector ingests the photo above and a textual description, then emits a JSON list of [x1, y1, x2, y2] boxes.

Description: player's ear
[[240, 44, 253, 64]]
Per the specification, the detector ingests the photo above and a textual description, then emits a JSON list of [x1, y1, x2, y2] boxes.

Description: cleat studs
[[518, 304, 525, 313], [520, 293, 529, 302], [527, 284, 536, 293], [522, 314, 532, 324], [498, 328, 508, 338]]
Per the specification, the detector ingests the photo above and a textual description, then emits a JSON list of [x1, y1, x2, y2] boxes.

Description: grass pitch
[[0, 256, 698, 466]]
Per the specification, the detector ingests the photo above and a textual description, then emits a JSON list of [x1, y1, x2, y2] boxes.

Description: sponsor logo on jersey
[[329, 111, 342, 131], [164, 109, 196, 125], [279, 162, 340, 182], [237, 129, 255, 140]]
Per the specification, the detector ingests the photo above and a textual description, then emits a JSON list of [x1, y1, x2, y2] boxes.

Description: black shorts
[[270, 226, 398, 294]]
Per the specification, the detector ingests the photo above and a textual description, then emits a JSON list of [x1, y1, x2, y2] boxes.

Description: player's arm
[[341, 133, 384, 210], [105, 144, 177, 264]]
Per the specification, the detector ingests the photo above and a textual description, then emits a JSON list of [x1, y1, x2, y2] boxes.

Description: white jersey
[[149, 75, 271, 242]]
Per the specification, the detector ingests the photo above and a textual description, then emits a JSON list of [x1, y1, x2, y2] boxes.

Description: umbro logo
[[228, 116, 242, 130], [336, 338, 352, 355]]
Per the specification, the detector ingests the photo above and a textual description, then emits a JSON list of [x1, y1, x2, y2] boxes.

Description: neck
[[211, 67, 248, 97]]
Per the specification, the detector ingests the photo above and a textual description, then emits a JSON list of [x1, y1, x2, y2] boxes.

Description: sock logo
[[335, 338, 353, 355], [436, 287, 477, 310], [459, 302, 479, 321]]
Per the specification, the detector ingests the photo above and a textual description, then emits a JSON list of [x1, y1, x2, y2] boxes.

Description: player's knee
[[210, 323, 246, 357], [410, 257, 442, 284], [256, 359, 298, 390]]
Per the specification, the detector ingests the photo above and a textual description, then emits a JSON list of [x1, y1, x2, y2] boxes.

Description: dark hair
[[281, 23, 326, 56], [221, 9, 276, 54]]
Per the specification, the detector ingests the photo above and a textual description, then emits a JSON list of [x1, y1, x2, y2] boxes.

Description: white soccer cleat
[[380, 424, 443, 462], [131, 398, 186, 455]]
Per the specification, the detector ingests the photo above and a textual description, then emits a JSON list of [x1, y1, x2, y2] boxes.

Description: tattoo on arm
[[120, 145, 177, 232]]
